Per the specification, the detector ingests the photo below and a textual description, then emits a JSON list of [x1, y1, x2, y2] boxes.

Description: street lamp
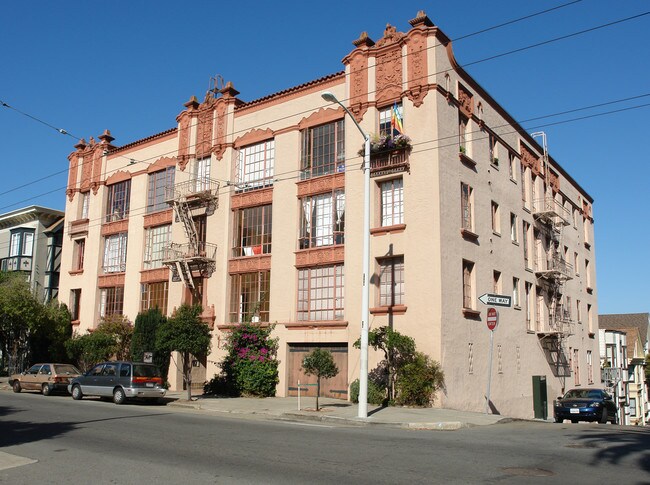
[[321, 91, 370, 419]]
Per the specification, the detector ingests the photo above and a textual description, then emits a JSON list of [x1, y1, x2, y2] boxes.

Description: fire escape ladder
[[173, 199, 199, 252]]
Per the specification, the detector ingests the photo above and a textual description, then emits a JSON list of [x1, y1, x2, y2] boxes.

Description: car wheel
[[599, 408, 608, 424], [71, 385, 83, 400], [12, 381, 21, 393], [554, 416, 563, 423], [113, 388, 126, 405], [571, 419, 578, 424], [42, 383, 51, 396]]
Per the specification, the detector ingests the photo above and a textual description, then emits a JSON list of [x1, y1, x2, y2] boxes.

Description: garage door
[[287, 343, 348, 399]]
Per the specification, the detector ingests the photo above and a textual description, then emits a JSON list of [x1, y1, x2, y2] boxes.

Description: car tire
[[571, 419, 578, 424], [599, 408, 608, 424], [71, 385, 83, 400], [554, 416, 563, 423], [42, 383, 51, 396], [113, 388, 126, 405], [12, 381, 21, 393]]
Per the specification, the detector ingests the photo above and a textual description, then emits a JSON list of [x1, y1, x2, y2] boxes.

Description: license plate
[[570, 408, 580, 414], [146, 382, 154, 388]]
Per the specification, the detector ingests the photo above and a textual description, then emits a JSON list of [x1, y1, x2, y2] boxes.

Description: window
[[229, 271, 271, 323], [462, 260, 475, 309], [147, 167, 175, 213], [143, 225, 171, 269], [520, 163, 527, 207], [106, 180, 131, 222], [509, 153, 516, 180], [585, 259, 592, 289], [300, 190, 345, 249], [22, 233, 34, 256], [491, 201, 500, 234], [493, 270, 501, 294], [378, 256, 404, 306], [573, 349, 580, 386], [9, 229, 34, 257], [576, 299, 582, 322], [574, 252, 579, 275], [629, 397, 637, 417], [237, 140, 275, 190], [233, 205, 272, 257], [103, 233, 128, 273], [70, 288, 81, 321], [510, 213, 518, 242], [459, 114, 468, 152], [297, 264, 344, 321], [587, 350, 593, 384], [461, 183, 473, 231], [99, 286, 124, 317], [536, 287, 545, 331], [379, 103, 403, 137], [587, 303, 593, 333], [489, 134, 498, 166], [525, 282, 533, 331], [9, 232, 20, 257], [80, 191, 90, 219], [380, 178, 404, 226], [73, 239, 85, 271], [583, 217, 591, 247], [301, 120, 345, 178], [140, 281, 168, 314], [523, 221, 531, 268], [513, 277, 520, 307], [194, 157, 211, 191]]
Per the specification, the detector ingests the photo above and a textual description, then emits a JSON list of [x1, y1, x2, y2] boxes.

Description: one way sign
[[478, 293, 512, 308]]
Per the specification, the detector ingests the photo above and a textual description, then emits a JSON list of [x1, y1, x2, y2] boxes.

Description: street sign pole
[[485, 307, 498, 414]]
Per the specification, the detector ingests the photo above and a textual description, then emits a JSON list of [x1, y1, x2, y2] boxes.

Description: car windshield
[[54, 365, 80, 375], [133, 365, 161, 378], [564, 389, 602, 399]]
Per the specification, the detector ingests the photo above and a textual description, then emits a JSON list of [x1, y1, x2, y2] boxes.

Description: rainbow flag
[[391, 102, 403, 134]]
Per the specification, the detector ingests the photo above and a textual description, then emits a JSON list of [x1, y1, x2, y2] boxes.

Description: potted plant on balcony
[[358, 134, 412, 157]]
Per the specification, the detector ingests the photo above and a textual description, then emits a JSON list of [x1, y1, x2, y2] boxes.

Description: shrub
[[131, 308, 170, 383], [349, 378, 387, 406], [394, 352, 445, 407]]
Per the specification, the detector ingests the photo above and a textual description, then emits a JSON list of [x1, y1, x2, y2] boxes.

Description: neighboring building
[[58, 12, 600, 419], [600, 313, 649, 425], [0, 205, 64, 302]]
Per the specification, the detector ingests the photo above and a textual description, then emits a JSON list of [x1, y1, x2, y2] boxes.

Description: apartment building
[[0, 205, 64, 302], [59, 12, 599, 419]]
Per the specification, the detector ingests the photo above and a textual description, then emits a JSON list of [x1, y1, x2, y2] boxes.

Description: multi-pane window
[[491, 201, 500, 233], [9, 230, 34, 257], [380, 178, 404, 226], [103, 233, 127, 273], [299, 190, 345, 249], [233, 205, 272, 257], [194, 157, 211, 191], [379, 103, 403, 137], [301, 120, 345, 178], [378, 256, 404, 306], [513, 277, 520, 307], [140, 281, 168, 314], [73, 239, 85, 271], [80, 191, 90, 219], [462, 260, 474, 309], [147, 167, 175, 213], [23, 232, 34, 256], [143, 225, 171, 269], [99, 286, 124, 317], [9, 232, 20, 257], [70, 288, 81, 321], [510, 213, 518, 242], [461, 183, 473, 231], [106, 180, 131, 222], [229, 271, 271, 323], [297, 264, 344, 321], [237, 140, 275, 190]]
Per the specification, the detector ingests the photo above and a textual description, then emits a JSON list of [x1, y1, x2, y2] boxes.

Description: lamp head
[[321, 91, 338, 103]]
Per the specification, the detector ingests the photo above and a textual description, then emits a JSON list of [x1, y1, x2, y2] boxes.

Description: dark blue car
[[553, 388, 617, 424]]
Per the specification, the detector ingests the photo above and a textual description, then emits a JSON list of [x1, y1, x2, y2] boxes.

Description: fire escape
[[162, 177, 220, 301], [531, 133, 573, 377]]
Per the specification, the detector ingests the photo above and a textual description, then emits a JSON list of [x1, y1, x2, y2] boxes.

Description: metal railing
[[162, 242, 217, 262], [533, 196, 570, 225]]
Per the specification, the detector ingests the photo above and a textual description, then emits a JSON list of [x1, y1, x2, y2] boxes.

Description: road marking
[[0, 451, 37, 471]]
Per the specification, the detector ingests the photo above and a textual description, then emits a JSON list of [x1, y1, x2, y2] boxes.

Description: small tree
[[65, 331, 116, 372], [131, 308, 170, 383], [96, 314, 133, 360], [156, 304, 211, 401], [302, 348, 339, 411], [394, 352, 445, 407]]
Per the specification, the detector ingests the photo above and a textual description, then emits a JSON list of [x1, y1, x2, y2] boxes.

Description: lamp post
[[321, 91, 370, 419]]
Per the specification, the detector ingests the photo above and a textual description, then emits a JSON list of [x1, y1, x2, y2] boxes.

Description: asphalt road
[[1, 391, 649, 484]]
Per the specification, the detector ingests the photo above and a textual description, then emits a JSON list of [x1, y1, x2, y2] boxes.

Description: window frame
[[297, 264, 345, 321], [232, 204, 272, 257], [380, 178, 404, 227], [103, 233, 128, 273], [146, 167, 175, 214], [237, 139, 275, 191], [299, 190, 345, 249], [143, 225, 172, 270], [140, 281, 169, 315], [378, 256, 405, 307], [229, 271, 271, 323], [300, 120, 345, 178], [105, 180, 131, 223]]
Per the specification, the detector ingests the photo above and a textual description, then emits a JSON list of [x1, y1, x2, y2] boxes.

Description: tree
[[96, 314, 133, 360], [29, 299, 73, 364], [302, 348, 339, 411], [156, 304, 211, 401], [394, 352, 445, 407], [65, 331, 116, 372], [131, 308, 170, 383], [645, 354, 650, 385]]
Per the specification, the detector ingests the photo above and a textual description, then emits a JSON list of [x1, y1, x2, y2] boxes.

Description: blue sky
[[0, 1, 647, 315]]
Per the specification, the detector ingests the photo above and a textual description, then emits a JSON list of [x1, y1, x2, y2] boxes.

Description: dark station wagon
[[68, 361, 166, 404]]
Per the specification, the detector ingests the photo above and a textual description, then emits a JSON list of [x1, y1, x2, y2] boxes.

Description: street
[[1, 392, 649, 484]]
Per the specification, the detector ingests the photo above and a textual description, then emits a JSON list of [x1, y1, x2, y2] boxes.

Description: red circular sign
[[487, 307, 498, 331]]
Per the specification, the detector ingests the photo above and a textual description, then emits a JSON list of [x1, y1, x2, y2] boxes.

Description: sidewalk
[[164, 390, 512, 430]]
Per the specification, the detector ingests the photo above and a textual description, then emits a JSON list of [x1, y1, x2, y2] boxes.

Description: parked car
[[553, 388, 617, 424], [9, 363, 81, 396], [68, 361, 166, 404]]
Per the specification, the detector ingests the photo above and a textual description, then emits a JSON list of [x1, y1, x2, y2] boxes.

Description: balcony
[[162, 242, 217, 282], [533, 196, 570, 226], [0, 256, 32, 272], [370, 148, 410, 178], [535, 254, 573, 281], [165, 178, 220, 215]]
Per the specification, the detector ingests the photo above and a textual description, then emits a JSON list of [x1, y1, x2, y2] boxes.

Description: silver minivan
[[68, 361, 166, 404]]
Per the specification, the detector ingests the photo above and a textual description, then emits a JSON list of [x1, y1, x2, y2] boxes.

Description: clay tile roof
[[236, 71, 345, 110], [598, 313, 650, 344]]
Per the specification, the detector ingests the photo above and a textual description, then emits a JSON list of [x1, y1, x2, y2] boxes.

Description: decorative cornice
[[147, 157, 177, 173], [283, 320, 348, 330], [105, 170, 132, 186], [297, 107, 344, 131], [231, 187, 274, 210], [101, 219, 129, 236], [228, 255, 272, 274], [98, 273, 125, 288], [143, 209, 173, 228], [296, 172, 345, 198], [233, 128, 274, 148], [295, 246, 344, 268], [139, 267, 170, 283]]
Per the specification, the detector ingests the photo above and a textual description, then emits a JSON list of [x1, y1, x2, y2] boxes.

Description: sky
[[0, 0, 647, 315]]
